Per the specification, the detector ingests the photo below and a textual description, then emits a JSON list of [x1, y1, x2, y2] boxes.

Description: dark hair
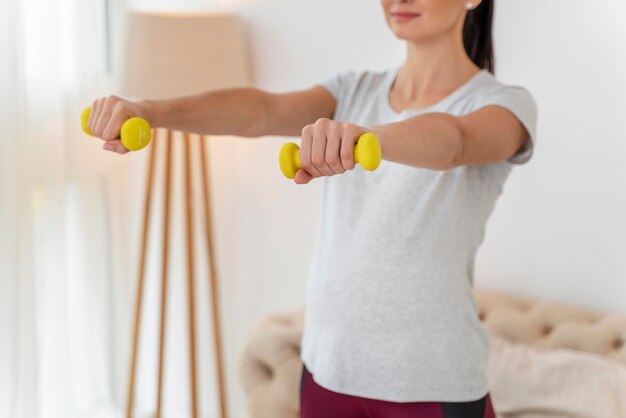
[[463, 0, 494, 73]]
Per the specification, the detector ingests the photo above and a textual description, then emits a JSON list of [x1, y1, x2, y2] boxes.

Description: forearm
[[146, 87, 271, 137], [370, 112, 464, 170]]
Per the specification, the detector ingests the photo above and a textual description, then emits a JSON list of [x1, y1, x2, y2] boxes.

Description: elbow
[[440, 117, 466, 170], [235, 88, 272, 138], [448, 136, 465, 169], [257, 90, 274, 137]]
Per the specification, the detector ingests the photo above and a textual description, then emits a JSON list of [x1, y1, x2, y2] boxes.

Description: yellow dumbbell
[[279, 132, 382, 179], [81, 106, 152, 151]]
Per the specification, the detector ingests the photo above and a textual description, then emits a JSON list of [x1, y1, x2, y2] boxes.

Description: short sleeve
[[319, 71, 354, 101], [476, 85, 538, 165], [317, 71, 360, 121]]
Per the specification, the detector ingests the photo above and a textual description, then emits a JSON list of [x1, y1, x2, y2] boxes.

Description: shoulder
[[469, 71, 538, 134], [467, 72, 539, 164], [472, 71, 537, 115]]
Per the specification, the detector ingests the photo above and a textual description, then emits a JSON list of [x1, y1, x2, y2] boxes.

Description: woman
[[89, 0, 536, 416]]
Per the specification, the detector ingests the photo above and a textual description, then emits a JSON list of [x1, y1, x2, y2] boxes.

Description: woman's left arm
[[370, 105, 529, 170], [293, 105, 529, 184]]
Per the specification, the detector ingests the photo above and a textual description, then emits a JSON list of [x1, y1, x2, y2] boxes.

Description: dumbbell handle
[[279, 133, 382, 179], [81, 106, 152, 151]]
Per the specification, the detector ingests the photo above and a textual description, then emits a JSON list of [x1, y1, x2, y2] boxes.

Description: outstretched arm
[[149, 86, 336, 137], [87, 85, 336, 154], [292, 105, 530, 184], [370, 105, 529, 170]]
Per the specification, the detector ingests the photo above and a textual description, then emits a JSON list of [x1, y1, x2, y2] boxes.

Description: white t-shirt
[[299, 66, 538, 402]]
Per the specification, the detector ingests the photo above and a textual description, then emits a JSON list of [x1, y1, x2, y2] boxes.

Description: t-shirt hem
[[301, 357, 490, 403]]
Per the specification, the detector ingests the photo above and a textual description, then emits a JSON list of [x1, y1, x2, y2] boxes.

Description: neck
[[394, 30, 480, 103]]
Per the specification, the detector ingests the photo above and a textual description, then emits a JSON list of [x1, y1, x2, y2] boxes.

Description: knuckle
[[341, 155, 355, 169], [311, 156, 325, 166], [300, 157, 312, 170], [326, 153, 340, 166], [93, 99, 103, 115], [315, 117, 329, 127], [103, 129, 116, 141], [113, 100, 126, 112], [301, 124, 313, 136], [333, 165, 346, 174]]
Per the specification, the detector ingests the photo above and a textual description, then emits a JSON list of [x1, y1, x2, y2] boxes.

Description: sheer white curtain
[[0, 0, 131, 416]]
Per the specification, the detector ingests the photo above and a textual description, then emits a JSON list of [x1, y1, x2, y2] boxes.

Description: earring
[[465, 2, 473, 10]]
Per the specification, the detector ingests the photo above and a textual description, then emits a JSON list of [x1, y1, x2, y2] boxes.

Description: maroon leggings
[[300, 365, 496, 418]]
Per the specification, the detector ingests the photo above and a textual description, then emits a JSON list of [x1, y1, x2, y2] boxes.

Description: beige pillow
[[487, 336, 626, 418]]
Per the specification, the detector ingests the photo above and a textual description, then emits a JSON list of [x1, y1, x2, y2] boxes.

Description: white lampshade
[[122, 11, 251, 99]]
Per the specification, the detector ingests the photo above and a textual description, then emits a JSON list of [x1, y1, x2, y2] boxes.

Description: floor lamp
[[121, 12, 251, 418]]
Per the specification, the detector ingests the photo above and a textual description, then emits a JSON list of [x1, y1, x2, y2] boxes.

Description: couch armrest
[[239, 308, 305, 418]]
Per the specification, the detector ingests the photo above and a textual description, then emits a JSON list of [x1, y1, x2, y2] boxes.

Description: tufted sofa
[[238, 289, 626, 418]]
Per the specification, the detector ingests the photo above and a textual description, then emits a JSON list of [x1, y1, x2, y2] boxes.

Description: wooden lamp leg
[[126, 129, 159, 418], [199, 137, 228, 418], [156, 130, 173, 418], [183, 133, 200, 418]]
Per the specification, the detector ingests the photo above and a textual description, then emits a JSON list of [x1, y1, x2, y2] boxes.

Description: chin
[[390, 28, 429, 43], [386, 19, 430, 42]]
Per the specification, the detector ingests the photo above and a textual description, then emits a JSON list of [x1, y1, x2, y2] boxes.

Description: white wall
[[114, 1, 626, 417], [476, 1, 626, 312]]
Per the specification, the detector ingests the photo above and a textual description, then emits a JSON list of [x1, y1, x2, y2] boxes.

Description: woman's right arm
[[88, 86, 336, 152]]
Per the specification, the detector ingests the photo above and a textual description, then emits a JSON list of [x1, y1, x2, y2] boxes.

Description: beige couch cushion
[[488, 335, 626, 418], [476, 290, 626, 362]]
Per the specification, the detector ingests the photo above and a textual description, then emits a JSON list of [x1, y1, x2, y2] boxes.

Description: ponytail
[[463, 0, 494, 73]]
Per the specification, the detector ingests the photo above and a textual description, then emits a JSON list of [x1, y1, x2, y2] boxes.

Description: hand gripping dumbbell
[[279, 133, 382, 179], [81, 106, 152, 151]]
